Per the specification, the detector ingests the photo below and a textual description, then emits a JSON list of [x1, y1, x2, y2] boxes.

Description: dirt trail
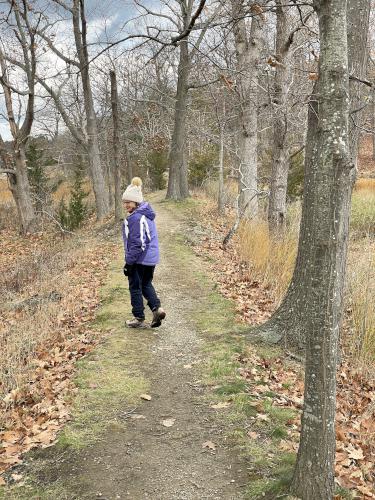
[[19, 201, 249, 499]]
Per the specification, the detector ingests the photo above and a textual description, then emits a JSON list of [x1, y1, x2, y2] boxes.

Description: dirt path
[[10, 201, 249, 499]]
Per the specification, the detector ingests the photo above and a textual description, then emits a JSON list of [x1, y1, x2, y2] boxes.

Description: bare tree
[[252, 0, 370, 348], [289, 0, 367, 494], [230, 1, 266, 217], [110, 70, 123, 221], [267, 3, 311, 230], [0, 0, 41, 233], [34, 0, 110, 219], [166, 0, 220, 200]]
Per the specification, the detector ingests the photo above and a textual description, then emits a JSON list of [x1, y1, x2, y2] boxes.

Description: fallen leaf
[[0, 477, 6, 485], [257, 413, 270, 422], [140, 394, 152, 401], [202, 440, 216, 450], [247, 431, 259, 439], [11, 473, 23, 481], [347, 444, 364, 461], [161, 418, 175, 427]]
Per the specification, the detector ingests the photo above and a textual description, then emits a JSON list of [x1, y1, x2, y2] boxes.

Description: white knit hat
[[122, 177, 143, 203]]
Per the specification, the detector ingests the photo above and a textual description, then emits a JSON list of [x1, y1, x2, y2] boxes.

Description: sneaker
[[151, 307, 166, 328], [126, 318, 147, 328]]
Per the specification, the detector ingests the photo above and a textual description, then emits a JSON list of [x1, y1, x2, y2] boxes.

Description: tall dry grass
[[351, 186, 375, 238], [201, 178, 375, 362], [0, 227, 109, 407], [345, 240, 375, 363], [237, 215, 299, 303]]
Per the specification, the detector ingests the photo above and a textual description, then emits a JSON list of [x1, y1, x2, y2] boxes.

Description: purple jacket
[[122, 202, 160, 266]]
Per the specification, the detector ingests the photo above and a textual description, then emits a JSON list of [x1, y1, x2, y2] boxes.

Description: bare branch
[[171, 0, 207, 45]]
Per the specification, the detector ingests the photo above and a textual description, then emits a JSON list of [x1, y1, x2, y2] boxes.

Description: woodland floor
[[1, 193, 373, 499], [1, 197, 252, 499]]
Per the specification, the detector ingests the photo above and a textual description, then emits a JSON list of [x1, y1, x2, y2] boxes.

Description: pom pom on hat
[[122, 177, 143, 203]]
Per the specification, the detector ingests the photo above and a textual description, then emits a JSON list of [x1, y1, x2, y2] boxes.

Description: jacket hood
[[131, 201, 155, 221]]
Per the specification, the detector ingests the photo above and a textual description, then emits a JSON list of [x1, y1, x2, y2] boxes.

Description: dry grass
[[202, 180, 375, 362], [0, 238, 76, 398], [345, 239, 375, 363], [202, 178, 238, 208], [351, 187, 375, 238], [237, 204, 300, 304], [0, 227, 113, 406], [355, 177, 375, 191], [0, 178, 13, 203]]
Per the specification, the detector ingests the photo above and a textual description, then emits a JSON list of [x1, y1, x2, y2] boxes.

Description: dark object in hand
[[123, 263, 134, 276]]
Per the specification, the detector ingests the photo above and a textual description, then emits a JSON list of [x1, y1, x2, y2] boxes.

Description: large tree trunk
[[291, 1, 351, 496], [8, 146, 37, 234], [72, 0, 109, 220], [231, 0, 264, 217], [252, 0, 370, 348], [110, 70, 123, 222], [166, 37, 190, 200], [268, 1, 293, 230]]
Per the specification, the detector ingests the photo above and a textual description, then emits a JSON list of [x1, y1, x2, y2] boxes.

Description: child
[[122, 177, 166, 328]]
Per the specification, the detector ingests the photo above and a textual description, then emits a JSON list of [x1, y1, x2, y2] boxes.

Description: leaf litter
[[191, 199, 375, 498], [0, 227, 117, 482]]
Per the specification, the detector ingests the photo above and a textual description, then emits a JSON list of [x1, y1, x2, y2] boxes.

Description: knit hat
[[122, 177, 143, 203]]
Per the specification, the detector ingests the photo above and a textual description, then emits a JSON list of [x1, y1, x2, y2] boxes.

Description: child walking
[[122, 177, 166, 328]]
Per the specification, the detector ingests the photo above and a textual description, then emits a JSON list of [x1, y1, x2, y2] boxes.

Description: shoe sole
[[126, 322, 149, 329], [151, 310, 166, 328]]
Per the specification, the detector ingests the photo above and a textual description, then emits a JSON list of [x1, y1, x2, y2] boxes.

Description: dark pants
[[127, 264, 161, 320]]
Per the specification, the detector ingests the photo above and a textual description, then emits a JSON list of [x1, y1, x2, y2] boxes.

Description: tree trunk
[[105, 130, 114, 208], [268, 2, 293, 230], [291, 1, 351, 495], [9, 146, 37, 234], [218, 125, 225, 212], [166, 37, 190, 200], [72, 0, 109, 220], [110, 70, 123, 222], [123, 140, 132, 186], [252, 0, 370, 348], [231, 0, 264, 217]]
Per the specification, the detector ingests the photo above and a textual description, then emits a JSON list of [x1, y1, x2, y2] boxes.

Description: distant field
[[0, 176, 92, 206], [0, 170, 374, 208]]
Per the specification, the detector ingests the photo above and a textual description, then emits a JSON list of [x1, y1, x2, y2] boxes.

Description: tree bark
[[166, 34, 190, 200], [12, 146, 37, 233], [231, 0, 264, 217], [110, 70, 123, 221], [0, 2, 37, 234], [268, 1, 293, 230], [72, 0, 109, 219], [252, 0, 370, 348], [218, 124, 225, 212], [290, 0, 351, 496]]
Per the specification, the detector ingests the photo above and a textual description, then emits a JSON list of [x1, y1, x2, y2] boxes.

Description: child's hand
[[123, 263, 134, 276]]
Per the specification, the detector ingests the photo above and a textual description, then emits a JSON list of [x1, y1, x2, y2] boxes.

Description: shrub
[[58, 167, 88, 231], [26, 141, 50, 214], [147, 149, 168, 190], [189, 146, 218, 187]]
